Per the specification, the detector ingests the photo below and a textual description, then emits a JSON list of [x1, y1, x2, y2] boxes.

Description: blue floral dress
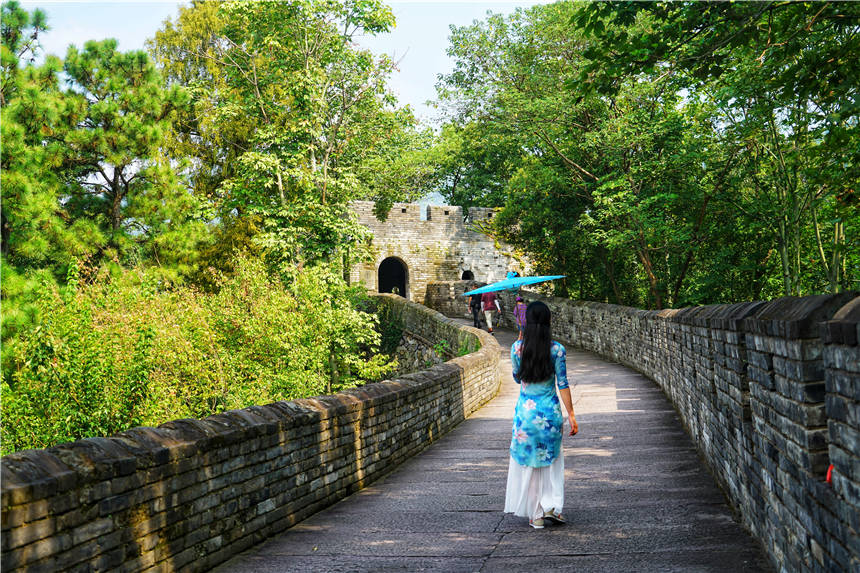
[[510, 340, 569, 468]]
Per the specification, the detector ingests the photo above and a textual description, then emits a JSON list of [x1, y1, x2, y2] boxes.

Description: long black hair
[[519, 301, 553, 383]]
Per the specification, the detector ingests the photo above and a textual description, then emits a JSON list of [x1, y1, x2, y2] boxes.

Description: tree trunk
[[111, 193, 123, 234], [110, 168, 124, 237], [833, 221, 843, 292], [277, 171, 286, 207], [811, 201, 843, 294], [777, 215, 791, 296], [603, 251, 623, 304], [636, 247, 663, 309], [328, 345, 338, 394]]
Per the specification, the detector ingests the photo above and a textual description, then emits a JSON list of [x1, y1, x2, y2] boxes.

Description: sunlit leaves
[[151, 0, 407, 270], [1, 256, 394, 454], [436, 1, 858, 304]]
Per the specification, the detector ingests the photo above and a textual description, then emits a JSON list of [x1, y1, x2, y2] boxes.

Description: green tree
[[430, 122, 520, 213], [148, 0, 250, 209], [60, 39, 200, 271], [2, 1, 203, 278], [575, 1, 860, 295], [1, 1, 75, 268], [353, 109, 437, 221], [151, 0, 412, 273], [581, 84, 736, 308], [437, 4, 622, 300], [437, 1, 858, 305], [1, 0, 47, 105], [438, 3, 736, 307]]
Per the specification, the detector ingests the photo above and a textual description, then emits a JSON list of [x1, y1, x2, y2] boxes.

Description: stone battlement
[[349, 201, 528, 303], [350, 201, 500, 227]]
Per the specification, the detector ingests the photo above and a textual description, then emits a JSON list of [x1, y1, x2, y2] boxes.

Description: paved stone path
[[214, 325, 771, 572]]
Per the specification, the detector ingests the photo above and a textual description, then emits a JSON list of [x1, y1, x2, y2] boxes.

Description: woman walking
[[504, 301, 578, 529], [513, 296, 527, 340]]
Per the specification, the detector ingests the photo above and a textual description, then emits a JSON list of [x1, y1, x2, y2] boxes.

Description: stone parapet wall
[[425, 282, 859, 573], [1, 294, 500, 572], [424, 280, 485, 319], [391, 332, 445, 376]]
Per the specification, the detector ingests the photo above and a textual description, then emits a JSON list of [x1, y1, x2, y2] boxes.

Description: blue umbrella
[[463, 275, 565, 296]]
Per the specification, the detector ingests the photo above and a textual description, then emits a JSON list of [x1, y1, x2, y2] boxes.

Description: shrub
[[0, 256, 394, 454]]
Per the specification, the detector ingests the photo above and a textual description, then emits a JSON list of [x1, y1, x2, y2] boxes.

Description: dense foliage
[[434, 1, 858, 307], [147, 0, 430, 266], [1, 5, 200, 278], [1, 0, 411, 453], [1, 257, 393, 454]]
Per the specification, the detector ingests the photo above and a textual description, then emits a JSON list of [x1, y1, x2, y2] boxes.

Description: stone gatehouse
[[349, 201, 529, 303]]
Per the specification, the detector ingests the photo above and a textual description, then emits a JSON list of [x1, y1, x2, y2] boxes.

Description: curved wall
[[426, 282, 859, 573], [0, 294, 501, 572]]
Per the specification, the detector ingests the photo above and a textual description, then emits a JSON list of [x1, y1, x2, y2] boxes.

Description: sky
[[21, 0, 551, 124]]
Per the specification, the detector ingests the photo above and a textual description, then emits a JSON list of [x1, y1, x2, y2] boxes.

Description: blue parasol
[[463, 275, 565, 296]]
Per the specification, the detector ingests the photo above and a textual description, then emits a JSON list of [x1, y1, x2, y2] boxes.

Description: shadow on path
[[214, 325, 771, 573]]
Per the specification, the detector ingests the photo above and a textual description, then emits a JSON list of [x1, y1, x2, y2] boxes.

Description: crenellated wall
[[349, 201, 529, 304], [0, 295, 501, 572], [426, 282, 859, 573]]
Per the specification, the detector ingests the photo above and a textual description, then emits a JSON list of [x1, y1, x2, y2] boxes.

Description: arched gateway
[[378, 257, 408, 298]]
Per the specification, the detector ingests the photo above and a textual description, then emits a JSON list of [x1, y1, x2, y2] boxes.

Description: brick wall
[[426, 282, 859, 573], [0, 294, 500, 572]]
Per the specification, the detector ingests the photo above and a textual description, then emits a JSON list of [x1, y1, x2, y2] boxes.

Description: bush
[[0, 256, 395, 454]]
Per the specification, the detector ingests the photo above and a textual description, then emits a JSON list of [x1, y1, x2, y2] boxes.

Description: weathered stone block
[[774, 355, 825, 383], [774, 375, 826, 404], [825, 367, 860, 401], [2, 531, 73, 570], [749, 366, 775, 389], [823, 345, 860, 372], [70, 515, 114, 546], [831, 468, 860, 508], [826, 394, 860, 427], [748, 349, 774, 371], [3, 516, 57, 551]]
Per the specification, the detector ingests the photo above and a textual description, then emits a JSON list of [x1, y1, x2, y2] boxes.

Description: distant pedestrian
[[514, 296, 527, 340], [504, 301, 578, 529], [468, 293, 482, 328], [481, 291, 501, 334]]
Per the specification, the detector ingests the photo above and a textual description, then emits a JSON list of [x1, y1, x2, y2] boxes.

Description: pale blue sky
[[21, 0, 550, 124]]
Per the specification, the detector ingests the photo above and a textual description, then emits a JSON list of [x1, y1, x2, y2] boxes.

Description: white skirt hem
[[503, 455, 564, 519]]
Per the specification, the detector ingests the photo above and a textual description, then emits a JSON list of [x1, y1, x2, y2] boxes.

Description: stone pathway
[[214, 325, 772, 572]]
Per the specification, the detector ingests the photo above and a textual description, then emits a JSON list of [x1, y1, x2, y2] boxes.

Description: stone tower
[[349, 201, 529, 303]]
